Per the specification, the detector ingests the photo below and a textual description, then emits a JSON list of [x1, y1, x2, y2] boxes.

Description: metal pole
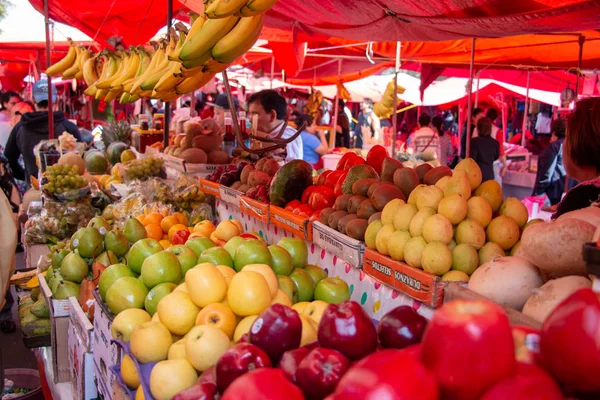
[[521, 70, 531, 148], [44, 0, 54, 140], [270, 56, 275, 89], [465, 38, 476, 159], [391, 41, 400, 158], [329, 59, 342, 149], [163, 0, 173, 148], [574, 36, 585, 97], [474, 71, 480, 108]]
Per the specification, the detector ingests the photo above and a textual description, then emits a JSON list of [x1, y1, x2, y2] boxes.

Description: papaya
[[328, 211, 348, 231], [423, 166, 453, 186], [180, 148, 208, 164], [415, 163, 433, 183], [380, 157, 403, 182], [357, 200, 378, 220], [31, 287, 41, 302], [346, 219, 369, 241], [320, 208, 336, 225], [352, 178, 379, 197], [207, 150, 229, 164], [269, 160, 314, 207], [370, 184, 406, 211], [341, 165, 379, 194], [337, 214, 358, 234], [347, 196, 368, 214], [334, 195, 353, 212], [368, 212, 382, 224], [393, 168, 420, 199], [31, 298, 50, 318]]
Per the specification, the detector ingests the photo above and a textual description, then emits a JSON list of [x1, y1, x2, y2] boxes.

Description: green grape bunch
[[124, 157, 166, 181], [43, 164, 88, 194]]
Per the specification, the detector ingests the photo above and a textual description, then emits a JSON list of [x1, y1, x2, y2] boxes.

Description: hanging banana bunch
[[374, 78, 406, 118], [337, 81, 351, 101], [304, 89, 323, 120]]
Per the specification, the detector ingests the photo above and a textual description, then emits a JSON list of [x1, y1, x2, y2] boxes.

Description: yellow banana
[[178, 16, 239, 61], [84, 84, 97, 97], [104, 90, 119, 102], [122, 49, 151, 93], [205, 0, 247, 19], [175, 72, 216, 94], [129, 46, 165, 94], [45, 39, 76, 77], [62, 46, 83, 79], [129, 94, 140, 102], [153, 62, 185, 93], [95, 88, 109, 100], [75, 50, 92, 79], [97, 51, 128, 89], [168, 30, 188, 61], [181, 52, 212, 69], [110, 50, 141, 90], [139, 90, 153, 98], [119, 92, 131, 104], [245, 0, 279, 12], [212, 14, 263, 64], [203, 59, 230, 73], [179, 65, 204, 78], [82, 54, 100, 86], [95, 54, 121, 89], [238, 5, 262, 16]]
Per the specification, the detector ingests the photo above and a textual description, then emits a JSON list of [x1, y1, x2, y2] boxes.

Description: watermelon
[[106, 142, 129, 165], [84, 151, 108, 175]]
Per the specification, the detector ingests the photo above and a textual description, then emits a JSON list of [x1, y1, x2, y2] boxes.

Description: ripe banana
[[179, 64, 205, 78], [129, 44, 166, 93], [96, 53, 122, 89], [82, 54, 100, 86], [122, 49, 151, 93], [95, 88, 109, 101], [212, 14, 263, 64], [178, 16, 239, 61], [62, 46, 83, 79], [153, 62, 185, 93], [175, 72, 216, 95], [104, 89, 119, 102], [168, 30, 188, 61], [181, 52, 212, 70], [238, 5, 262, 17], [202, 59, 230, 73], [337, 81, 351, 101], [205, 0, 247, 19], [245, 0, 278, 12], [46, 39, 76, 77], [75, 50, 92, 79], [84, 85, 97, 97], [110, 49, 141, 90]]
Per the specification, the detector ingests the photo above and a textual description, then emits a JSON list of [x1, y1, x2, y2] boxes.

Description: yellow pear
[[149, 359, 198, 400], [444, 170, 472, 200], [157, 291, 200, 336], [455, 158, 482, 190]]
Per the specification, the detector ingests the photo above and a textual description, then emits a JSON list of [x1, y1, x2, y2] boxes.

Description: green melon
[[106, 142, 130, 165], [84, 151, 108, 175]]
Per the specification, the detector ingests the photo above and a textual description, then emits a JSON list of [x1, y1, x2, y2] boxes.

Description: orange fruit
[[168, 224, 189, 241], [161, 216, 179, 234], [145, 224, 164, 241], [188, 227, 195, 234], [173, 212, 188, 226], [136, 214, 146, 225], [163, 234, 169, 240], [144, 212, 164, 226], [159, 239, 172, 249]]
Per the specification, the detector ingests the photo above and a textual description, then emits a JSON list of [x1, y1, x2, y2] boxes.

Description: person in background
[[473, 108, 506, 181], [533, 118, 570, 206], [471, 117, 500, 182], [335, 99, 351, 148], [460, 107, 484, 158], [0, 91, 21, 123], [0, 190, 17, 334], [354, 98, 379, 149], [10, 101, 34, 127], [409, 113, 441, 161], [212, 93, 239, 128], [296, 113, 328, 168], [431, 115, 452, 166], [248, 90, 303, 161], [4, 80, 81, 187]]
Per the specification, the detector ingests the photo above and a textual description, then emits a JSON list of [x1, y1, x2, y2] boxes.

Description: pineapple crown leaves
[[101, 119, 132, 147]]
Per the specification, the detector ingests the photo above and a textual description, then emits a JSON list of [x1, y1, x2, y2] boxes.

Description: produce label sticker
[[219, 186, 242, 207], [198, 179, 221, 198], [239, 196, 270, 223], [363, 248, 444, 308], [270, 206, 313, 240], [312, 222, 364, 269], [165, 155, 186, 172], [185, 163, 229, 176]]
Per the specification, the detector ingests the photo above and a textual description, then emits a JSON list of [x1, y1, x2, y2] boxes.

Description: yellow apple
[[215, 264, 237, 286], [303, 300, 329, 325], [174, 283, 189, 293], [194, 220, 216, 237], [185, 325, 231, 371], [241, 264, 278, 298], [135, 386, 144, 400], [215, 220, 241, 241], [130, 321, 172, 363], [233, 315, 258, 342], [168, 338, 187, 360], [152, 313, 161, 323], [149, 359, 198, 400], [157, 291, 201, 336], [120, 354, 140, 389], [227, 271, 272, 316], [195, 303, 237, 339], [171, 333, 184, 343], [111, 308, 151, 343], [230, 219, 244, 234], [291, 302, 310, 314], [299, 314, 318, 346], [271, 289, 292, 307], [186, 263, 228, 307]]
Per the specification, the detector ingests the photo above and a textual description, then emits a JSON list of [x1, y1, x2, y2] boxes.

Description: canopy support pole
[[465, 38, 476, 159], [270, 56, 275, 89], [44, 0, 54, 140], [163, 0, 173, 148], [474, 71, 480, 108], [522, 70, 531, 148], [575, 35, 585, 96], [329, 59, 342, 149], [391, 41, 400, 158]]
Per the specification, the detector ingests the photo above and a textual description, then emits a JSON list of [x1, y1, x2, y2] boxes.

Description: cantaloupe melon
[[180, 148, 207, 164], [58, 152, 85, 175], [192, 134, 223, 153], [207, 150, 229, 164]]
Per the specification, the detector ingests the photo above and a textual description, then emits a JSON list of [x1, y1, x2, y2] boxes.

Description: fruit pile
[[121, 156, 166, 182], [18, 288, 51, 337], [165, 119, 230, 165], [42, 164, 88, 196]]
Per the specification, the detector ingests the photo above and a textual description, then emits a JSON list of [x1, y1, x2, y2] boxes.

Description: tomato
[[324, 170, 346, 188], [316, 170, 333, 186], [366, 145, 389, 174], [285, 199, 302, 212], [333, 172, 348, 197], [309, 209, 322, 222], [344, 156, 366, 169], [293, 204, 313, 218], [309, 187, 335, 210], [172, 230, 191, 245], [336, 152, 356, 170], [301, 186, 317, 204]]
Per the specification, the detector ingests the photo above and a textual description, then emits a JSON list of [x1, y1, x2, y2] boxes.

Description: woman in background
[[431, 115, 452, 166], [470, 117, 500, 182], [296, 113, 329, 169], [533, 118, 569, 206]]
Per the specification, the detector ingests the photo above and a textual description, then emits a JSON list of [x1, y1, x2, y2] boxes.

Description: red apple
[[317, 301, 377, 360], [172, 382, 219, 400], [296, 348, 350, 399], [420, 299, 515, 400], [221, 368, 304, 400], [512, 325, 540, 364], [400, 344, 422, 359], [540, 288, 600, 393], [327, 349, 438, 400], [481, 363, 564, 400], [249, 304, 302, 363], [197, 367, 217, 385], [279, 347, 310, 383], [216, 343, 272, 393], [377, 305, 428, 349]]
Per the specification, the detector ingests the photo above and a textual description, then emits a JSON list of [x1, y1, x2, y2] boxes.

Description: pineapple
[[101, 120, 132, 147]]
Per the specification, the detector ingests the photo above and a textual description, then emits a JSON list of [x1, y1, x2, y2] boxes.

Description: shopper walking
[[354, 98, 379, 149], [470, 117, 500, 182]]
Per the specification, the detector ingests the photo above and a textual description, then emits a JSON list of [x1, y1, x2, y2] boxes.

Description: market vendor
[[212, 93, 239, 128], [248, 90, 303, 161], [3, 80, 82, 187]]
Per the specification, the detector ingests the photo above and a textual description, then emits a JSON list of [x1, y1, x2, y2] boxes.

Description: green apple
[[223, 236, 246, 259], [104, 230, 130, 257], [303, 264, 328, 286], [278, 238, 308, 269], [140, 251, 182, 289], [268, 245, 294, 276], [98, 264, 136, 300], [166, 245, 198, 277], [314, 277, 350, 305], [51, 249, 70, 270], [106, 277, 149, 315], [186, 237, 217, 257], [233, 239, 273, 272], [60, 252, 89, 283], [95, 251, 119, 268], [198, 247, 234, 268], [289, 268, 315, 303], [144, 282, 177, 316], [125, 238, 163, 274], [277, 275, 295, 303]]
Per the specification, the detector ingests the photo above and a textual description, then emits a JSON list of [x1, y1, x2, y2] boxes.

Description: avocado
[[269, 160, 314, 207], [341, 165, 379, 194]]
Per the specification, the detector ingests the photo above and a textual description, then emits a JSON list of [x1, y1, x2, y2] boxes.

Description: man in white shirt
[[248, 90, 303, 162], [409, 114, 441, 161]]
